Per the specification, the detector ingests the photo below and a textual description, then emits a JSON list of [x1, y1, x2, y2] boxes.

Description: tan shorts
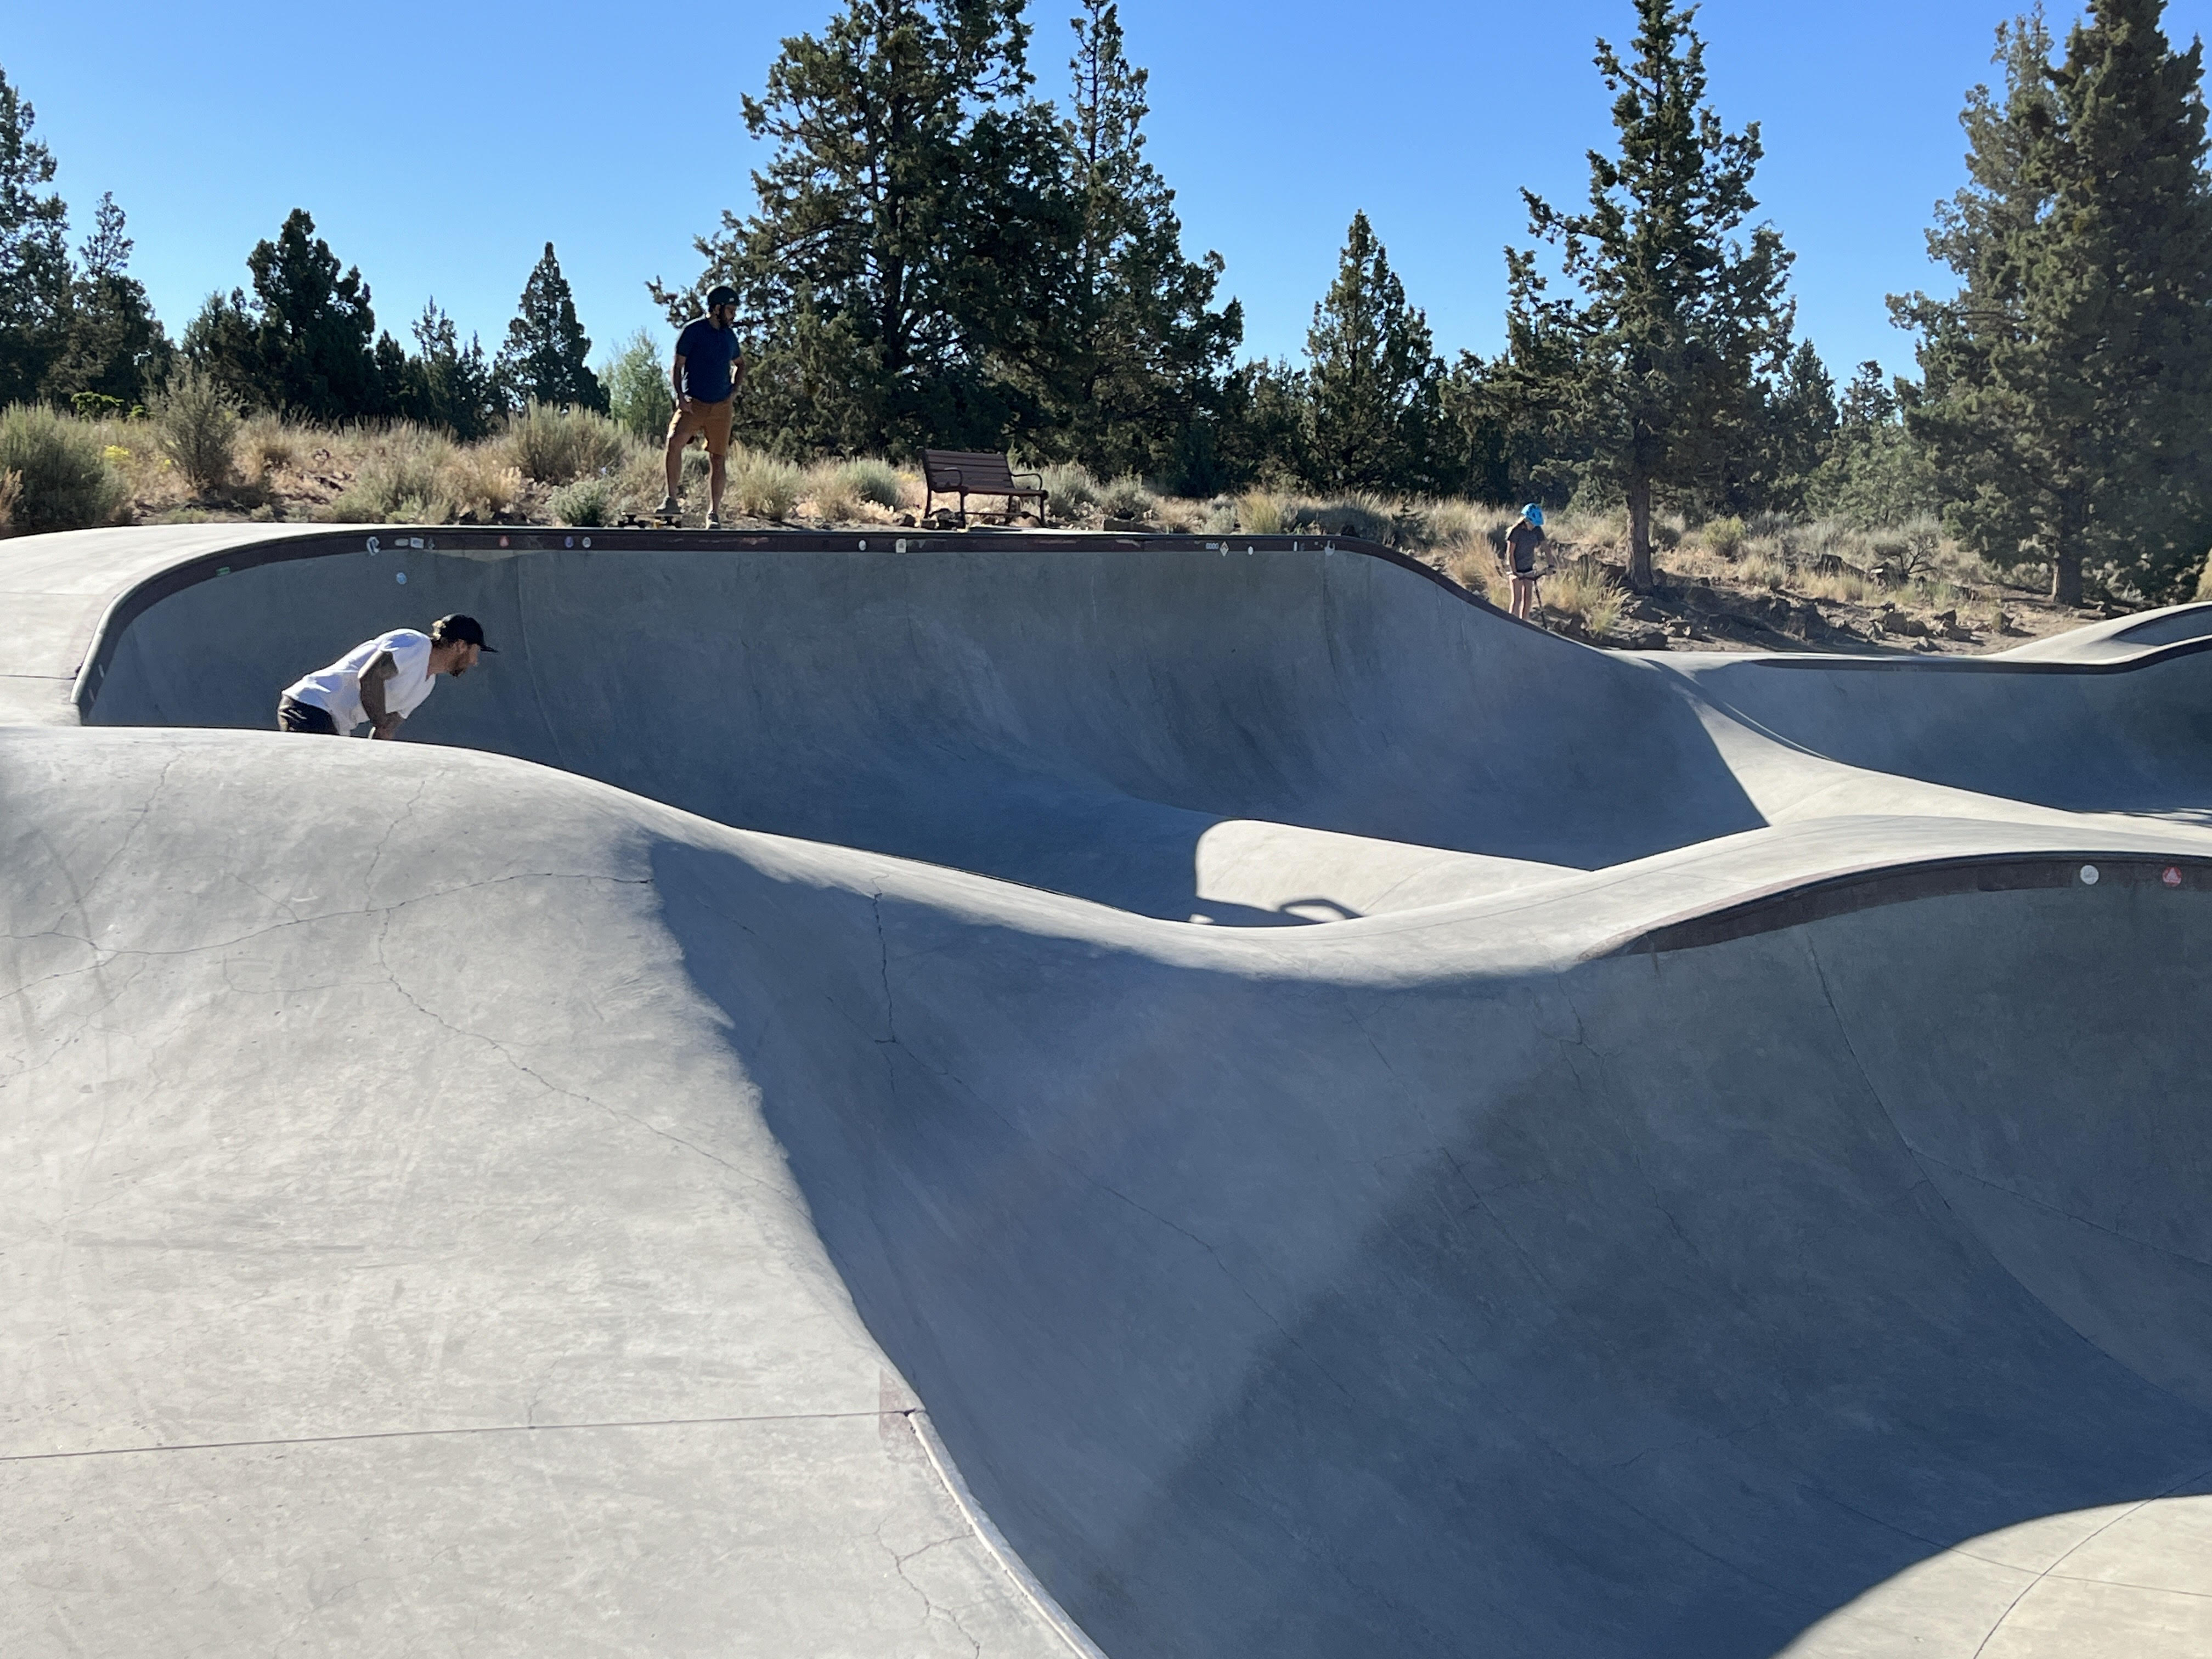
[[667, 396, 734, 457]]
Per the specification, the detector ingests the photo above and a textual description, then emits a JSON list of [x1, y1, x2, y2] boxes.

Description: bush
[[0, 468, 19, 532], [839, 456, 905, 509], [1039, 462, 1100, 524], [550, 477, 618, 526], [153, 368, 240, 494], [1238, 491, 1289, 533], [238, 412, 303, 476], [329, 431, 457, 523], [1704, 515, 1747, 557], [439, 447, 524, 521], [804, 461, 859, 522], [1547, 555, 1624, 637], [729, 449, 802, 520], [0, 405, 126, 532], [502, 400, 627, 484], [1101, 475, 1157, 521], [1290, 492, 1399, 545], [602, 328, 674, 442]]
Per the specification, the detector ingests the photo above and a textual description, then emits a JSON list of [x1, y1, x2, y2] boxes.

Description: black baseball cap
[[432, 613, 497, 652], [706, 284, 738, 309]]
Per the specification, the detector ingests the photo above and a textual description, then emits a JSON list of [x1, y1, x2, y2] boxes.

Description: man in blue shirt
[[658, 284, 748, 527]]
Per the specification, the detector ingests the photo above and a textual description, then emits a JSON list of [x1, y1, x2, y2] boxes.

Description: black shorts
[[277, 696, 339, 735]]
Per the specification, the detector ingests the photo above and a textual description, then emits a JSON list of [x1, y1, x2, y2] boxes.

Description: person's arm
[[672, 352, 690, 413], [730, 349, 746, 391], [360, 651, 402, 738]]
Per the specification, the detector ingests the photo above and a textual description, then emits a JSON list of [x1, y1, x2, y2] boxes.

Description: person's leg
[[662, 413, 689, 505], [276, 697, 338, 735], [704, 400, 733, 522]]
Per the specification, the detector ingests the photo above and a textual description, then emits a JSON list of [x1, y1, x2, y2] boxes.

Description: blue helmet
[[1522, 504, 1544, 527]]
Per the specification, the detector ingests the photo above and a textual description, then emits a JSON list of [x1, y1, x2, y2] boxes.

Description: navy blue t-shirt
[[675, 318, 742, 402]]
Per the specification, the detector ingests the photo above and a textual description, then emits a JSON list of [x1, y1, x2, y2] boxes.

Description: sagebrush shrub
[[1040, 463, 1100, 524], [239, 412, 303, 476], [502, 400, 627, 484], [1101, 475, 1156, 521], [839, 457, 904, 509], [729, 450, 801, 520], [0, 467, 20, 532], [550, 477, 617, 526], [0, 405, 126, 532], [329, 434, 458, 523], [804, 461, 859, 522], [1704, 515, 1747, 557], [153, 368, 240, 494]]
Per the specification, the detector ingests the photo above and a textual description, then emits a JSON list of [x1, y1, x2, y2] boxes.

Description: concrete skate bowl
[[9, 523, 2212, 1658]]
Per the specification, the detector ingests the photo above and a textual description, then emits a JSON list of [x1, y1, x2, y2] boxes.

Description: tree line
[[4, 0, 2211, 600]]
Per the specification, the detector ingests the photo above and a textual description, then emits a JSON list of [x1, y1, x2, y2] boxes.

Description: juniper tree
[[1303, 211, 1444, 493], [44, 193, 170, 408], [1897, 2, 2212, 602], [668, 0, 1065, 455], [498, 243, 605, 411], [1509, 0, 1795, 589], [399, 300, 501, 438], [1041, 1, 1240, 482], [185, 210, 386, 419], [0, 66, 72, 404]]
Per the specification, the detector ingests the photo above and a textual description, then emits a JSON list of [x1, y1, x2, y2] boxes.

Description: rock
[[1932, 608, 1957, 626], [1880, 611, 1931, 637], [1942, 623, 1978, 642]]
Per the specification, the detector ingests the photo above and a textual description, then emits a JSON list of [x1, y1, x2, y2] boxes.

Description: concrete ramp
[[8, 526, 2212, 1657]]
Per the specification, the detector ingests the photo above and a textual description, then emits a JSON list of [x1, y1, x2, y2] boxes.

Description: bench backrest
[[922, 449, 1036, 492]]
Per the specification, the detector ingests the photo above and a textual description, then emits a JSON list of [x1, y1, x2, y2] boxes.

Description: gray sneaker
[[705, 511, 725, 530], [656, 493, 679, 517]]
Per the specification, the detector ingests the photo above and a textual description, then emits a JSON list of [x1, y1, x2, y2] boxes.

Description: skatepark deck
[[7, 524, 2212, 1657]]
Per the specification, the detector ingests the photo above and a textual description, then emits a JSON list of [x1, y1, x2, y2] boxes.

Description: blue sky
[[8, 0, 2211, 385]]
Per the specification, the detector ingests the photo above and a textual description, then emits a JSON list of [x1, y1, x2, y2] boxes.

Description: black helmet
[[706, 284, 738, 309]]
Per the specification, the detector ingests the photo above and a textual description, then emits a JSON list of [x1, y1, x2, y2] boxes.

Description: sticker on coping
[[2165, 866, 2185, 887], [498, 535, 509, 548], [859, 539, 867, 551], [396, 572, 408, 585], [582, 537, 591, 549], [366, 536, 380, 554], [2079, 864, 2100, 885], [565, 535, 574, 548], [895, 539, 907, 554]]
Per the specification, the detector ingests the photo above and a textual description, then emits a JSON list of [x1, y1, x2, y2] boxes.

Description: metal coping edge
[[1588, 851, 2212, 961]]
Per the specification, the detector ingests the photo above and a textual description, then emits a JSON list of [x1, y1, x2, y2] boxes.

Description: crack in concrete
[[0, 1407, 911, 1465]]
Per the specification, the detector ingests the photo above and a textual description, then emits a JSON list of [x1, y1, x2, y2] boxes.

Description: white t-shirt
[[283, 629, 437, 734]]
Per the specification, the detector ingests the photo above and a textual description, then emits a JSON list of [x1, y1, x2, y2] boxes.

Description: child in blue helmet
[[1503, 504, 1546, 620]]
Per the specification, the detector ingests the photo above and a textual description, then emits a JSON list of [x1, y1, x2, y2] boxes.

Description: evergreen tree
[[1041, 1, 1240, 483], [668, 0, 1064, 455], [44, 193, 170, 408], [1745, 338, 1837, 514], [1807, 361, 1940, 528], [602, 327, 676, 441], [1509, 0, 1796, 588], [1898, 2, 2212, 602], [184, 210, 387, 419], [1302, 211, 1444, 493], [497, 242, 605, 411], [398, 300, 500, 438], [0, 66, 72, 404]]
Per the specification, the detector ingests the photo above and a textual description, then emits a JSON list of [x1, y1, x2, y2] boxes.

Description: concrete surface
[[6, 523, 2212, 1657]]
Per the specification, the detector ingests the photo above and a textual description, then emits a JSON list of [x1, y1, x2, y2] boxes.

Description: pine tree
[[0, 66, 73, 404], [398, 300, 500, 438], [1748, 340, 1838, 514], [184, 210, 387, 419], [668, 0, 1063, 455], [1303, 211, 1444, 493], [1807, 362, 1940, 528], [1042, 1, 1240, 482], [44, 193, 170, 408], [497, 242, 605, 411], [1510, 0, 1796, 589], [1898, 2, 2212, 602]]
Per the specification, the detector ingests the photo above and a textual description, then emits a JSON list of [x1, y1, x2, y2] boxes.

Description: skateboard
[[617, 510, 684, 530]]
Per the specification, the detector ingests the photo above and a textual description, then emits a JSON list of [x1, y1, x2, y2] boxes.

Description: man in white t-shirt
[[277, 613, 495, 738]]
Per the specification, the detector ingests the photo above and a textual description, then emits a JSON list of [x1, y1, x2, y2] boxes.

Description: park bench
[[921, 449, 1048, 526]]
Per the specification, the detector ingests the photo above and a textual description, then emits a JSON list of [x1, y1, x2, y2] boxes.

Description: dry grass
[[1545, 555, 1625, 637]]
